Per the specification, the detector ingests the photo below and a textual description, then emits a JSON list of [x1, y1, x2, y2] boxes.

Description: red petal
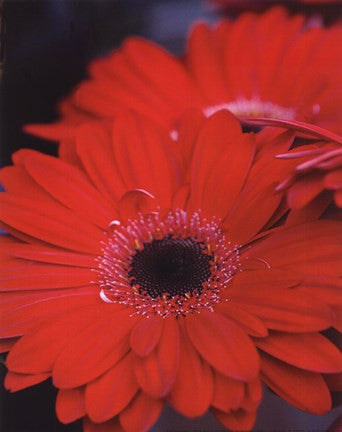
[[240, 379, 262, 412], [112, 112, 180, 207], [212, 370, 244, 412], [168, 328, 213, 417], [130, 316, 163, 357], [18, 149, 113, 228], [287, 173, 325, 209], [0, 337, 18, 353], [4, 371, 49, 392], [229, 286, 333, 332], [133, 350, 170, 398], [186, 23, 230, 103], [0, 262, 93, 291], [83, 417, 124, 432], [75, 122, 125, 202], [212, 407, 257, 432], [6, 304, 108, 373], [325, 169, 342, 189], [0, 288, 100, 338], [216, 302, 268, 337], [241, 118, 342, 145], [189, 110, 255, 219], [3, 242, 95, 267], [256, 332, 342, 373], [53, 309, 138, 388], [156, 317, 180, 395], [86, 353, 138, 422], [123, 38, 199, 109], [0, 193, 104, 254], [56, 388, 86, 423], [185, 311, 259, 381], [119, 392, 163, 432], [118, 189, 156, 222], [260, 352, 331, 415]]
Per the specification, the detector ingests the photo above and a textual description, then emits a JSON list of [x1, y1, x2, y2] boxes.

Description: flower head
[[25, 7, 342, 146], [1, 111, 342, 431]]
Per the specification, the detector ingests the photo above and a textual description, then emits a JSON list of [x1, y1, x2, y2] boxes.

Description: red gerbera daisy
[[1, 111, 342, 432], [25, 6, 342, 148]]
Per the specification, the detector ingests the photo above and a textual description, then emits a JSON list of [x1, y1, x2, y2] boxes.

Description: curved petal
[[189, 110, 255, 219], [256, 332, 342, 373], [130, 316, 163, 357], [168, 327, 213, 417], [53, 309, 138, 388], [212, 407, 257, 432], [260, 352, 331, 415], [185, 311, 259, 381], [211, 370, 244, 412], [16, 149, 114, 228], [119, 391, 163, 432], [83, 417, 124, 432], [6, 304, 109, 373], [0, 194, 104, 254], [4, 371, 50, 392], [86, 353, 138, 422], [56, 387, 86, 424], [112, 112, 181, 207]]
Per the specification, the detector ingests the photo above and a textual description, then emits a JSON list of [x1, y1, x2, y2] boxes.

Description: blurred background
[[0, 0, 341, 430]]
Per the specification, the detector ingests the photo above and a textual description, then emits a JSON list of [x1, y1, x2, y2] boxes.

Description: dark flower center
[[128, 235, 212, 299]]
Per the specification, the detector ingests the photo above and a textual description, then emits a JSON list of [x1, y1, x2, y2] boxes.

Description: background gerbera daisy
[[24, 6, 342, 147], [1, 111, 341, 432]]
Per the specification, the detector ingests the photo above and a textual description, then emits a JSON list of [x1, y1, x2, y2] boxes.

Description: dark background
[[0, 1, 341, 431]]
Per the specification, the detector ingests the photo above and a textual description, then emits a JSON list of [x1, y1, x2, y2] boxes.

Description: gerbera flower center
[[96, 209, 240, 317], [128, 236, 212, 299], [203, 98, 296, 121]]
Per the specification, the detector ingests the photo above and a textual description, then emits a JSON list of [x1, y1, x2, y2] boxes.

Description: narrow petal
[[229, 286, 333, 332], [256, 332, 342, 373], [17, 149, 114, 228], [217, 302, 268, 337], [53, 309, 138, 388], [185, 311, 259, 381], [0, 289, 100, 338], [189, 111, 255, 219], [156, 317, 180, 395], [3, 242, 95, 267], [112, 112, 180, 207], [212, 370, 244, 412], [0, 263, 93, 291], [75, 122, 126, 202], [83, 417, 124, 432], [288, 173, 325, 209], [4, 371, 49, 392], [0, 193, 104, 254], [119, 392, 163, 432], [6, 304, 108, 373], [212, 407, 257, 432], [168, 327, 213, 417], [86, 353, 138, 422], [260, 352, 331, 415], [130, 316, 163, 357], [56, 388, 86, 424], [133, 350, 170, 398]]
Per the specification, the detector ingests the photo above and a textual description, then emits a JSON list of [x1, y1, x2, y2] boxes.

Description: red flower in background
[[1, 111, 342, 432], [212, 0, 342, 12], [276, 144, 342, 209], [26, 7, 342, 148]]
